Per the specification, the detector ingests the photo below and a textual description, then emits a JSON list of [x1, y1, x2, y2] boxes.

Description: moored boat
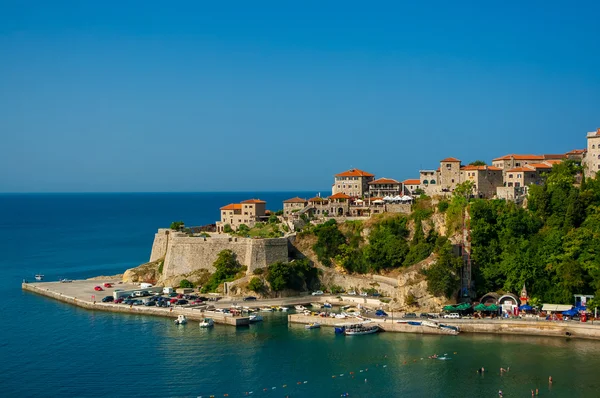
[[294, 305, 306, 311], [422, 320, 439, 329], [311, 302, 323, 308], [323, 302, 332, 308], [305, 322, 321, 329], [260, 307, 274, 312], [279, 307, 289, 312], [174, 315, 188, 325], [344, 323, 380, 335], [249, 314, 263, 322], [199, 318, 214, 328], [35, 274, 44, 281]]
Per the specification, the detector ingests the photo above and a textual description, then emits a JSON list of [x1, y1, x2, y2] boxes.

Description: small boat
[[341, 305, 351, 310], [323, 303, 332, 309], [422, 320, 439, 329], [295, 305, 306, 311], [335, 314, 347, 319], [199, 318, 214, 328], [335, 326, 346, 334], [305, 322, 321, 329], [174, 315, 188, 325], [249, 314, 263, 322], [260, 307, 274, 312], [35, 274, 44, 281], [311, 302, 323, 308], [344, 323, 380, 336], [279, 307, 289, 312], [407, 321, 422, 326]]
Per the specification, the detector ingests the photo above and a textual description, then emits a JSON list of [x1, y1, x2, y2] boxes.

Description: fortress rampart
[[150, 229, 290, 278]]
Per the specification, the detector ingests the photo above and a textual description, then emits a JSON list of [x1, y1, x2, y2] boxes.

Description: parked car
[[144, 301, 156, 306], [114, 298, 124, 304], [443, 313, 461, 319], [169, 293, 178, 297], [403, 312, 417, 319], [169, 298, 178, 304], [420, 313, 431, 318], [103, 283, 112, 288], [372, 292, 381, 297], [348, 291, 357, 295], [176, 299, 189, 305], [132, 300, 143, 306], [156, 301, 168, 307], [101, 296, 114, 302], [123, 299, 135, 305], [312, 290, 324, 296], [94, 286, 103, 291], [197, 296, 208, 301], [243, 296, 257, 301], [360, 292, 368, 297]]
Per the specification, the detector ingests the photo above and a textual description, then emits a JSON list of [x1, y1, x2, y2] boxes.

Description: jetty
[[22, 280, 250, 326]]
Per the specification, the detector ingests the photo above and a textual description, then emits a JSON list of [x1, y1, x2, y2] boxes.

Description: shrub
[[170, 221, 184, 230], [405, 293, 417, 306], [158, 260, 164, 274], [248, 277, 264, 293], [437, 201, 449, 213], [223, 224, 233, 233], [253, 268, 264, 275], [179, 279, 193, 289]]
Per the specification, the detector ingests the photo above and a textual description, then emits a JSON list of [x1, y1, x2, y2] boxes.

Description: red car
[[169, 298, 178, 304], [114, 298, 124, 304], [94, 286, 103, 291], [103, 283, 112, 288]]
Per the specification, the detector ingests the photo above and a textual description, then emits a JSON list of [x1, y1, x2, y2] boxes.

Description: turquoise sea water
[[1, 193, 600, 397]]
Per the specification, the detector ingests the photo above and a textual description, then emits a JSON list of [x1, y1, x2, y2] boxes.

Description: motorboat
[[174, 315, 188, 325], [422, 320, 440, 329], [199, 318, 214, 328], [294, 305, 306, 311], [249, 314, 263, 322], [305, 322, 321, 329], [35, 274, 44, 281], [311, 302, 323, 308], [344, 323, 380, 336], [279, 307, 289, 312], [323, 303, 332, 309], [260, 307, 274, 312]]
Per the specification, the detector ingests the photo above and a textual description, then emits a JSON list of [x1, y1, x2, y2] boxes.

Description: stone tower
[[585, 128, 600, 179]]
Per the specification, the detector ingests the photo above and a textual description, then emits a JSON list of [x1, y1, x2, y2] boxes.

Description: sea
[[1, 192, 599, 397]]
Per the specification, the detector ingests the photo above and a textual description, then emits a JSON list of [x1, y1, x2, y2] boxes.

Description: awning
[[542, 304, 573, 312], [475, 303, 498, 311], [519, 304, 533, 311], [562, 309, 578, 316]]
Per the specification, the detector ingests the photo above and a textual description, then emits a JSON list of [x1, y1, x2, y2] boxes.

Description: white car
[[348, 291, 357, 295], [360, 292, 368, 297], [311, 290, 324, 296], [443, 313, 461, 319]]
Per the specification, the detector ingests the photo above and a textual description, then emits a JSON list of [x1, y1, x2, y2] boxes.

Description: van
[[443, 313, 461, 319], [163, 287, 174, 294], [140, 283, 153, 289]]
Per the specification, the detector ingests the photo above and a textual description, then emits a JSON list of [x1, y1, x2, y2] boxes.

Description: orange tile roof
[[308, 196, 326, 202], [528, 163, 552, 169], [241, 199, 266, 204], [335, 168, 375, 177], [506, 166, 536, 173], [492, 154, 544, 161], [440, 157, 461, 162], [220, 203, 242, 210], [544, 159, 562, 165], [369, 197, 384, 201], [329, 192, 352, 200], [566, 149, 586, 155], [461, 165, 502, 171], [283, 197, 307, 204], [368, 177, 400, 185], [542, 154, 567, 160], [402, 179, 421, 185]]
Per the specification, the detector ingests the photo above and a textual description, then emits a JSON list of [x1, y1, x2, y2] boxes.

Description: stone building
[[282, 197, 308, 217], [439, 157, 462, 193], [492, 154, 546, 172], [216, 199, 267, 232], [332, 168, 375, 198], [419, 170, 438, 195], [459, 165, 503, 198], [402, 179, 421, 195], [368, 177, 401, 197], [584, 128, 600, 179]]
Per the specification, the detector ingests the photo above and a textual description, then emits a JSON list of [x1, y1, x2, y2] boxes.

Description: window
[[430, 179, 436, 184], [517, 174, 522, 178], [508, 174, 513, 178], [515, 182, 521, 188], [446, 164, 451, 169], [423, 180, 429, 185], [508, 182, 513, 187], [355, 185, 358, 188], [516, 162, 521, 166], [451, 179, 455, 183], [337, 185, 340, 188]]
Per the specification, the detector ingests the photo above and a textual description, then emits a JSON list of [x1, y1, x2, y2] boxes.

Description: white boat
[[35, 274, 44, 281], [294, 305, 306, 311], [335, 314, 347, 319], [174, 315, 188, 325], [260, 307, 274, 312], [249, 314, 263, 322], [280, 307, 289, 312], [311, 302, 323, 308], [344, 324, 380, 335], [323, 303, 332, 308], [199, 318, 214, 328], [305, 322, 321, 329], [422, 320, 440, 329]]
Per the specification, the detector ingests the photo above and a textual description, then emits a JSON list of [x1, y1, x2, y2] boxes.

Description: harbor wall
[[151, 229, 289, 278]]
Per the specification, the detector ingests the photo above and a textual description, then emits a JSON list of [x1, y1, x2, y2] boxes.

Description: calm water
[[1, 193, 599, 397]]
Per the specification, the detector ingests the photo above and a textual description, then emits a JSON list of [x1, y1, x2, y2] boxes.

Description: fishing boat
[[249, 314, 263, 322], [439, 323, 460, 335], [199, 318, 214, 328], [344, 323, 380, 336], [35, 274, 44, 281], [174, 315, 188, 325], [311, 302, 323, 308], [305, 322, 321, 329], [294, 305, 306, 311], [422, 320, 440, 329], [407, 321, 422, 326], [323, 302, 332, 309]]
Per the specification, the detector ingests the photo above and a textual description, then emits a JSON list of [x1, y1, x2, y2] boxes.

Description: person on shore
[[549, 376, 553, 383], [498, 390, 503, 397]]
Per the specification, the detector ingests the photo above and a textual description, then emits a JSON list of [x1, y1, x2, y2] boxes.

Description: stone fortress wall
[[150, 229, 289, 279]]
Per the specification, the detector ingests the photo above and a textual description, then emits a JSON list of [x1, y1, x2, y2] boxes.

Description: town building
[[402, 179, 421, 195], [216, 199, 267, 232], [459, 165, 503, 198], [283, 197, 308, 217], [584, 128, 600, 179], [368, 177, 401, 198], [439, 157, 462, 192], [332, 168, 375, 198]]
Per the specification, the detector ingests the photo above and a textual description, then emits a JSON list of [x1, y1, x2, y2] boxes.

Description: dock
[[22, 280, 250, 326]]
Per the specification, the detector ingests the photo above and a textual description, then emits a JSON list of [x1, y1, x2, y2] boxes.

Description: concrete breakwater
[[22, 282, 249, 326]]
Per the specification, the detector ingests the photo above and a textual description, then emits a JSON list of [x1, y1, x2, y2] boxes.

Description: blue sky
[[1, 1, 599, 192]]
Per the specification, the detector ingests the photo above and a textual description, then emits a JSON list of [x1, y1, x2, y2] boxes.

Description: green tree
[[247, 277, 264, 293], [453, 181, 475, 199], [424, 241, 462, 298], [223, 224, 233, 233], [312, 220, 346, 266], [179, 279, 193, 288], [170, 221, 185, 230], [201, 250, 243, 292], [469, 160, 487, 166]]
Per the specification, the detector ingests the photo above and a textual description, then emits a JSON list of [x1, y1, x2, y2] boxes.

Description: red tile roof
[[440, 157, 461, 162], [220, 203, 242, 210], [368, 177, 400, 185], [528, 163, 552, 169], [369, 197, 384, 201], [283, 197, 307, 204], [566, 149, 586, 155], [335, 168, 375, 177], [402, 179, 421, 185], [506, 166, 536, 173], [308, 196, 326, 202], [241, 199, 266, 204], [329, 192, 352, 200], [542, 154, 567, 160], [461, 165, 502, 171], [544, 159, 562, 165], [493, 154, 544, 161]]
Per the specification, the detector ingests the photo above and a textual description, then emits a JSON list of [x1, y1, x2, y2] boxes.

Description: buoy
[[332, 376, 336, 378]]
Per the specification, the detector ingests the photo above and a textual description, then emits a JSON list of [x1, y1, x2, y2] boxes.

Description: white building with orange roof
[[368, 177, 401, 198], [491, 154, 546, 172], [332, 168, 375, 198], [402, 179, 422, 195], [216, 199, 267, 232]]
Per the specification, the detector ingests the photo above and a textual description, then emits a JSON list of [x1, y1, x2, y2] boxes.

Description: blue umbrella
[[519, 304, 533, 311], [562, 309, 578, 316]]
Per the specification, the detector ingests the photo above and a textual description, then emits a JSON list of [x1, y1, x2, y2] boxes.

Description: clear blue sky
[[1, 1, 599, 192]]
